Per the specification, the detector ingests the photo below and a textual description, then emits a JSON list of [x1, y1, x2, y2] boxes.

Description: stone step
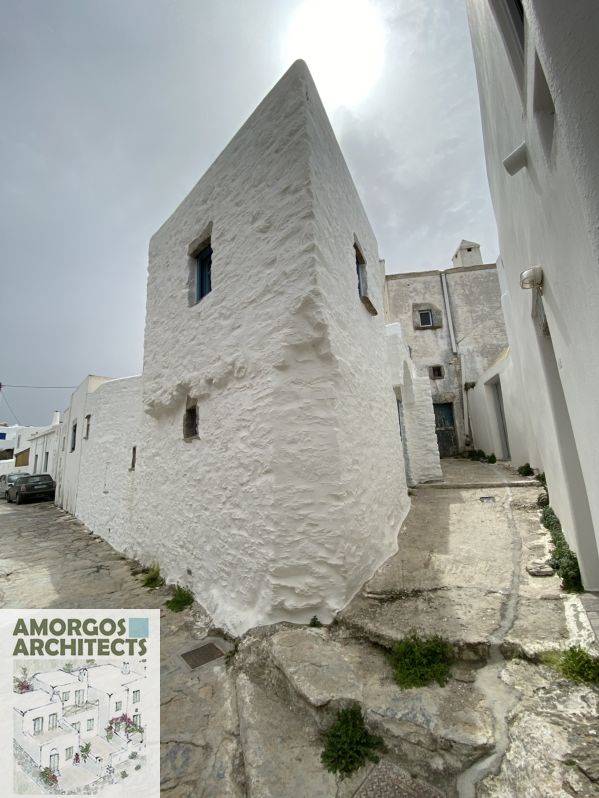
[[266, 628, 494, 783]]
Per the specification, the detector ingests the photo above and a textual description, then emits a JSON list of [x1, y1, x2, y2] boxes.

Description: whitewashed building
[[466, 0, 599, 587], [50, 61, 441, 635], [385, 242, 508, 457]]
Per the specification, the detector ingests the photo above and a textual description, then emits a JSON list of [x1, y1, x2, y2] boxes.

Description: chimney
[[78, 667, 88, 682], [51, 411, 61, 426], [121, 661, 130, 675]]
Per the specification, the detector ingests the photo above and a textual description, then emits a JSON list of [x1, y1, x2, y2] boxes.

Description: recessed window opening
[[419, 309, 433, 328], [354, 243, 366, 298], [70, 421, 77, 453], [195, 241, 212, 303], [43, 451, 49, 471], [429, 365, 444, 380], [130, 446, 137, 471], [84, 414, 91, 439], [183, 400, 198, 440]]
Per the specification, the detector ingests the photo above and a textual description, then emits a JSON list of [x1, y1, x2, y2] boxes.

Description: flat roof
[[86, 663, 143, 693], [34, 670, 81, 688], [13, 689, 55, 713], [386, 262, 496, 280]]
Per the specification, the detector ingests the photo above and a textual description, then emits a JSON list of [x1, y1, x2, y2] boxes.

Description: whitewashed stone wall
[[75, 377, 141, 552], [386, 323, 442, 485], [466, 0, 599, 587], [132, 60, 410, 635]]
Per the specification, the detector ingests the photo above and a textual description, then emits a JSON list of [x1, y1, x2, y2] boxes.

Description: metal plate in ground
[[480, 496, 496, 503], [180, 642, 225, 669]]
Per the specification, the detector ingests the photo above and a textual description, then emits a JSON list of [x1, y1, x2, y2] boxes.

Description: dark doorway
[[434, 402, 458, 457], [489, 376, 510, 459]]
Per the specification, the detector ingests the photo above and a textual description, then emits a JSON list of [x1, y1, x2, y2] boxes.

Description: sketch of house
[[13, 662, 146, 792]]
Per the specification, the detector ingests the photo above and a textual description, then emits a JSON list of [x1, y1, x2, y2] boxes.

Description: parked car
[[0, 472, 30, 500], [7, 474, 55, 504]]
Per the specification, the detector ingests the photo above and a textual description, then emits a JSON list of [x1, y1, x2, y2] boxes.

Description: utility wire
[[0, 390, 21, 425]]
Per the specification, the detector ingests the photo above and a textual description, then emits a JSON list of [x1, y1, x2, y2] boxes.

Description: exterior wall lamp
[[520, 266, 544, 292]]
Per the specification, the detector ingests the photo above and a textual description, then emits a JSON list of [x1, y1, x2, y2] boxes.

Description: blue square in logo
[[129, 617, 149, 638]]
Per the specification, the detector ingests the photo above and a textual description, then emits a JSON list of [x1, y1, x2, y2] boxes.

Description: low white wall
[[75, 377, 141, 552]]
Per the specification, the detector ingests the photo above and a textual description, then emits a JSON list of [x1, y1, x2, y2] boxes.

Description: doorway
[[488, 376, 510, 459], [434, 402, 458, 457], [535, 305, 599, 587]]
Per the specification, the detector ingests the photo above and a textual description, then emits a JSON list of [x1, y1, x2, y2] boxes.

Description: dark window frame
[[130, 446, 137, 471], [194, 242, 212, 304], [419, 309, 434, 328], [70, 421, 77, 453]]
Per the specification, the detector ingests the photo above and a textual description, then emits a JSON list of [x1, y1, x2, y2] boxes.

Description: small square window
[[429, 365, 444, 380], [62, 691, 70, 702], [65, 747, 73, 760], [33, 717, 43, 735], [419, 309, 433, 328], [133, 690, 140, 704], [87, 717, 94, 732], [183, 401, 198, 440], [115, 700, 122, 712], [195, 242, 212, 303]]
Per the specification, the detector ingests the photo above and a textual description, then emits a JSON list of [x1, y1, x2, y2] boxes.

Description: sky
[[0, 0, 498, 425]]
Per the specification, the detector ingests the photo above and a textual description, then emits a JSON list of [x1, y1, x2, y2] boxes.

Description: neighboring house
[[27, 413, 61, 478], [466, 0, 599, 589], [385, 241, 508, 456], [14, 664, 145, 786], [51, 61, 442, 636]]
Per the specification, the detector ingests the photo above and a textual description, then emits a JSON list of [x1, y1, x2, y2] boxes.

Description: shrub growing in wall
[[542, 506, 583, 591], [321, 705, 385, 779], [518, 463, 534, 476]]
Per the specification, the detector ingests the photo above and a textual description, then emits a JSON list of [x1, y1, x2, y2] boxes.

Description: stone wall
[[75, 376, 141, 556]]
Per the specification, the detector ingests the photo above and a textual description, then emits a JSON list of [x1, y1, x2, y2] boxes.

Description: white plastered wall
[[131, 61, 410, 634], [466, 0, 599, 586]]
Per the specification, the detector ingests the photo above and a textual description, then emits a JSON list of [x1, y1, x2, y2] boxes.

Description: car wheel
[[15, 494, 22, 505], [6, 493, 11, 503]]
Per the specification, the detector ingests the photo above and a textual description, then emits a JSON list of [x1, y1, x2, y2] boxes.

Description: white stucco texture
[[467, 0, 599, 587], [130, 60, 409, 634]]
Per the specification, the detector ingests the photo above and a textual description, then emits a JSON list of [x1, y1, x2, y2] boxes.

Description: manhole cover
[[480, 496, 496, 503], [181, 642, 225, 669]]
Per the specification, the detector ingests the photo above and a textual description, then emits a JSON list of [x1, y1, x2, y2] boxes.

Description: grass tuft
[[387, 633, 453, 689], [321, 705, 385, 779], [165, 585, 194, 612], [541, 646, 599, 685], [142, 564, 165, 589], [517, 463, 534, 476], [309, 616, 323, 628], [487, 453, 497, 464]]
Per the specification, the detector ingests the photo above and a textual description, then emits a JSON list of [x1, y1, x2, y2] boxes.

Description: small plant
[[387, 633, 453, 689], [80, 742, 92, 762], [321, 705, 385, 779], [542, 506, 583, 591], [40, 767, 58, 786], [542, 646, 599, 685], [487, 453, 497, 464], [142, 564, 165, 589], [537, 472, 547, 488], [537, 491, 549, 508], [14, 665, 32, 693], [225, 642, 239, 666], [129, 751, 138, 759], [518, 463, 534, 476], [165, 585, 194, 612], [135, 763, 141, 771], [63, 662, 74, 672], [309, 615, 323, 628], [121, 770, 128, 779]]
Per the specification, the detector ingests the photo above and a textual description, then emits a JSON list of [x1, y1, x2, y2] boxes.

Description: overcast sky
[[1, 0, 498, 425]]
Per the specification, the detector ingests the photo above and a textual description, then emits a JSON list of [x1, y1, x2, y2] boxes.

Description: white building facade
[[466, 0, 599, 587], [48, 61, 442, 636]]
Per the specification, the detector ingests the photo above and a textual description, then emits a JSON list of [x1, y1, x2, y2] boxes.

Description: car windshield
[[8, 474, 29, 482], [20, 475, 53, 484]]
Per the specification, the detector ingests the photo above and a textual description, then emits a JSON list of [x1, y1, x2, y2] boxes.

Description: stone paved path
[[1, 459, 598, 797], [0, 501, 243, 798]]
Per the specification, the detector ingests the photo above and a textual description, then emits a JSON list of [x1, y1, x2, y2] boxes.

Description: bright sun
[[282, 0, 386, 110]]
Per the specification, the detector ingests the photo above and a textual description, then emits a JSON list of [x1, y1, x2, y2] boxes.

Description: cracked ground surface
[[0, 500, 244, 797], [1, 459, 598, 797]]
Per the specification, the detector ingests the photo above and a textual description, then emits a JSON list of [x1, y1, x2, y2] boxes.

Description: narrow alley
[[1, 458, 597, 797]]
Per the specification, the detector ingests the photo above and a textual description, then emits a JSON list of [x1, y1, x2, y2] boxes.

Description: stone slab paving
[[0, 501, 244, 798]]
